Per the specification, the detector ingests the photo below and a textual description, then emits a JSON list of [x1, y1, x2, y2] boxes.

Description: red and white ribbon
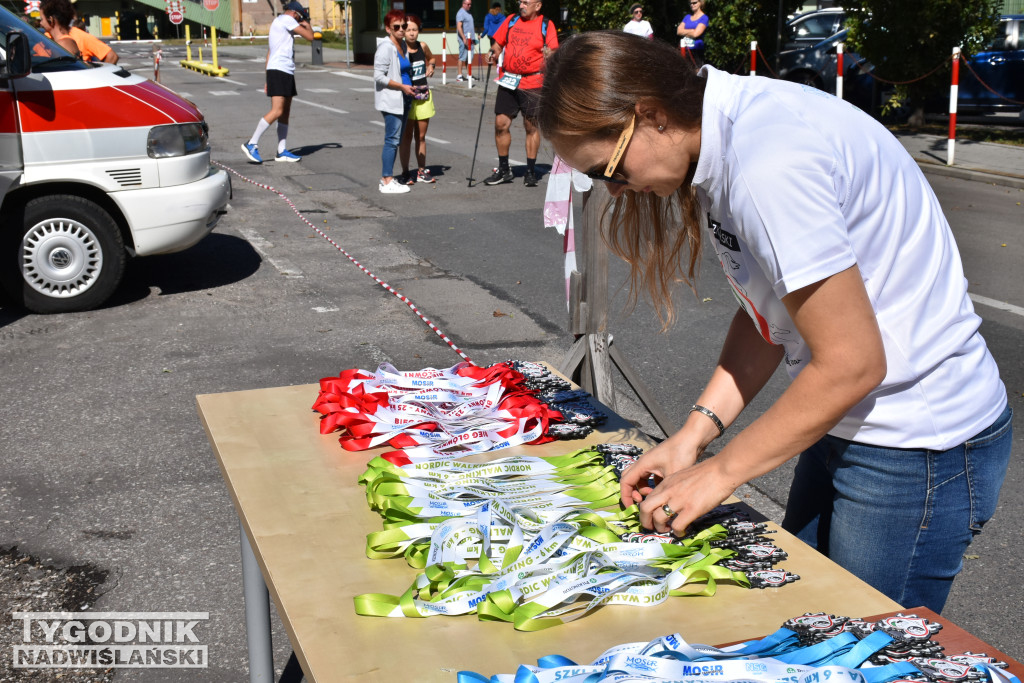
[[313, 361, 561, 463]]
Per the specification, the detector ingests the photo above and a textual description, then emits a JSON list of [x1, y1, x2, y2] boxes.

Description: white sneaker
[[379, 178, 410, 194]]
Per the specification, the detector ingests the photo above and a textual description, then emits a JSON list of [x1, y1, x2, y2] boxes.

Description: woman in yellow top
[[398, 15, 438, 184]]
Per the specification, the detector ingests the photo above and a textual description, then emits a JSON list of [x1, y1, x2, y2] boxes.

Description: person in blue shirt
[[483, 2, 506, 49], [677, 0, 708, 66]]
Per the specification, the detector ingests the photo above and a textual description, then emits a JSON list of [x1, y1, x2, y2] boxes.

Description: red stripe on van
[[18, 82, 201, 133], [124, 81, 203, 121], [0, 91, 17, 134]]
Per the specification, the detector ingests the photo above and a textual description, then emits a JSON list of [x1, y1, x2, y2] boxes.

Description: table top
[[198, 381, 901, 683]]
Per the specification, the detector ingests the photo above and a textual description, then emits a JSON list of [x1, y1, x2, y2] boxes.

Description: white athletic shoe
[[379, 178, 411, 194]]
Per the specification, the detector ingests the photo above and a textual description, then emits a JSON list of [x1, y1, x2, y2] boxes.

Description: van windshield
[[0, 5, 90, 73]]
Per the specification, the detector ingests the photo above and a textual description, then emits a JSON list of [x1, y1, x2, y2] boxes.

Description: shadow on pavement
[[106, 232, 262, 307], [291, 142, 343, 157]]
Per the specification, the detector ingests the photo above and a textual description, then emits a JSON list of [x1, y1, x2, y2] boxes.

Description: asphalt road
[[1, 43, 1022, 680]]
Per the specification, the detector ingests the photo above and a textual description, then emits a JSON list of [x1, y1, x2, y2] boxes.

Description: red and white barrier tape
[[213, 160, 475, 365]]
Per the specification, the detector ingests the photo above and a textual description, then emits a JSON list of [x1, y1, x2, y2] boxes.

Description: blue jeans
[[781, 404, 1012, 612], [381, 102, 409, 178]]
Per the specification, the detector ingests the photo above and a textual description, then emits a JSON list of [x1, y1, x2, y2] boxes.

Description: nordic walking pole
[[467, 61, 493, 187]]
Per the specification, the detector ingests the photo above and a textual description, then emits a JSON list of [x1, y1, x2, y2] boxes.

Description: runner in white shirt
[[242, 1, 314, 163], [623, 3, 654, 39], [538, 32, 1012, 613]]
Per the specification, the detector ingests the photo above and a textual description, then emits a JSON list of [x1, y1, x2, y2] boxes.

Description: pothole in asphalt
[[0, 546, 111, 682]]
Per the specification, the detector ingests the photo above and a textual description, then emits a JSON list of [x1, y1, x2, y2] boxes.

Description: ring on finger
[[661, 503, 675, 518]]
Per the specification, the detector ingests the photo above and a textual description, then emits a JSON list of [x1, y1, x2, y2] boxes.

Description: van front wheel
[[4, 195, 126, 314]]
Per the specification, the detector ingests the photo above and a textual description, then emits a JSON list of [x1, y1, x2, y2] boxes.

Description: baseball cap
[[284, 1, 309, 21]]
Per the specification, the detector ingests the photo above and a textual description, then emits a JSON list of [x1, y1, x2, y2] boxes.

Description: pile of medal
[[354, 443, 753, 630], [507, 360, 607, 440], [597, 444, 800, 591], [783, 612, 1010, 681]]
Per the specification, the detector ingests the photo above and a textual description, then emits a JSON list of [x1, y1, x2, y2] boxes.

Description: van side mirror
[[6, 31, 32, 78]]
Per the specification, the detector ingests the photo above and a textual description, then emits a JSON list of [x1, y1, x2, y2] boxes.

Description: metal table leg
[[240, 521, 275, 682]]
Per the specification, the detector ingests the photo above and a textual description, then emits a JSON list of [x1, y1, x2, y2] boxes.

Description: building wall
[[73, 0, 232, 38]]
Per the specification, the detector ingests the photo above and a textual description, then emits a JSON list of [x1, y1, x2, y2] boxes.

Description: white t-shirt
[[623, 19, 653, 38], [267, 13, 300, 74], [692, 66, 1006, 450]]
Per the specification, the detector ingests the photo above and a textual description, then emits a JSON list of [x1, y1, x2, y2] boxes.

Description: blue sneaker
[[241, 143, 262, 163], [275, 150, 301, 163]]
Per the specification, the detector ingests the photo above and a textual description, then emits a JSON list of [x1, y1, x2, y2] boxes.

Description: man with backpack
[[483, 0, 558, 187]]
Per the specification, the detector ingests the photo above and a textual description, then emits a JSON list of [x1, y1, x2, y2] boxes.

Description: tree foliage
[[845, 0, 1002, 107], [555, 0, 803, 73]]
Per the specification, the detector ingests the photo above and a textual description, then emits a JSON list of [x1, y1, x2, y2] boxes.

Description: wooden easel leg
[[587, 332, 616, 410], [557, 335, 587, 381]]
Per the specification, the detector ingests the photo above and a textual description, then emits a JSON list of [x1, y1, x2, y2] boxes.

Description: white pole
[[836, 42, 844, 99], [948, 46, 961, 166], [344, 0, 351, 69], [441, 31, 447, 85]]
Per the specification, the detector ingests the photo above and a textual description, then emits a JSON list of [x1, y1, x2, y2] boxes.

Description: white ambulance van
[[0, 7, 230, 313]]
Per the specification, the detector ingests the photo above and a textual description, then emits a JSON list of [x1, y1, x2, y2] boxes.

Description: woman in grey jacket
[[374, 11, 416, 194]]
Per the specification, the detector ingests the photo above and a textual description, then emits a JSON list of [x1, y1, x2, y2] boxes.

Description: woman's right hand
[[619, 437, 702, 508], [398, 83, 416, 96]]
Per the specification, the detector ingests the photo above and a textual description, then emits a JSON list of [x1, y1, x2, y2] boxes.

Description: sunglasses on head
[[632, 8, 642, 12], [583, 114, 635, 186]]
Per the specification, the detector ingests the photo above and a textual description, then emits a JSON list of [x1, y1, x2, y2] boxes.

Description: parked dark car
[[782, 7, 846, 50], [780, 12, 1023, 116], [958, 15, 1024, 113], [776, 27, 875, 112]]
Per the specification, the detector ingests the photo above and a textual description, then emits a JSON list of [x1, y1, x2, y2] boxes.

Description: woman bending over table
[[537, 31, 1012, 613]]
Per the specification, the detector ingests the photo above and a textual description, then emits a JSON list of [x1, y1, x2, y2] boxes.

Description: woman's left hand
[[426, 63, 435, 77]]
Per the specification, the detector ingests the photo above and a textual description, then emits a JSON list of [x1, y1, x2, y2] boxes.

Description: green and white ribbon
[[354, 447, 750, 630]]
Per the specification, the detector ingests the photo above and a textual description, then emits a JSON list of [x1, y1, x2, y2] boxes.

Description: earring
[[658, 125, 665, 132]]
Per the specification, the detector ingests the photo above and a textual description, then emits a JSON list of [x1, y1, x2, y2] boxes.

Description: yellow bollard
[[185, 24, 192, 62], [135, 18, 139, 40], [212, 28, 219, 71], [115, 10, 121, 39], [198, 45, 203, 63]]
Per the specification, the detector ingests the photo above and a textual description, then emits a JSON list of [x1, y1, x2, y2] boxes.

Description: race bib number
[[681, 36, 695, 48], [497, 72, 521, 90], [411, 59, 426, 80]]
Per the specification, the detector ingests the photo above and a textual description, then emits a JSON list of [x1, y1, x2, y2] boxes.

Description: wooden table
[[198, 382, 903, 683]]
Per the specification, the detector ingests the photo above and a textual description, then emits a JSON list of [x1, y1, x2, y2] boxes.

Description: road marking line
[[216, 77, 248, 86], [237, 227, 305, 278], [332, 71, 374, 81], [970, 293, 1024, 317], [366, 120, 449, 144], [209, 91, 239, 96], [294, 98, 348, 114], [349, 87, 374, 92], [312, 306, 340, 313], [306, 88, 338, 93]]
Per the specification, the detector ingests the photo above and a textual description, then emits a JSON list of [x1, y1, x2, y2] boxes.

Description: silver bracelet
[[690, 404, 725, 438]]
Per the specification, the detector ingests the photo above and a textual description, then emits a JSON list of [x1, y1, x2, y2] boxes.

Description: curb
[[914, 158, 1024, 190]]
